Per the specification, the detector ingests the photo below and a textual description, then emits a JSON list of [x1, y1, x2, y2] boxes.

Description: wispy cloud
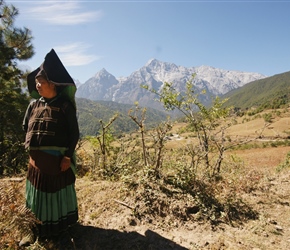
[[24, 1, 103, 25], [54, 43, 101, 66]]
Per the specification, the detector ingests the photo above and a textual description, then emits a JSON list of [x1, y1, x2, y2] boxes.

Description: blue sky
[[10, 0, 290, 83]]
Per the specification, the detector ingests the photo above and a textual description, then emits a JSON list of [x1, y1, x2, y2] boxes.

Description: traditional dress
[[24, 49, 79, 238]]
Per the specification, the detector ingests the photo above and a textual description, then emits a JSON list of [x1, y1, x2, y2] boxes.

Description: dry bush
[[129, 163, 259, 229], [0, 179, 40, 249], [76, 133, 261, 228]]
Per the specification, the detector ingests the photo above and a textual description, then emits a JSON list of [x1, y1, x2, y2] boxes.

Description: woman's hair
[[35, 69, 48, 81], [35, 69, 67, 95]]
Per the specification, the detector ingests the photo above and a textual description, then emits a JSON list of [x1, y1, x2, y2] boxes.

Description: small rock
[[275, 225, 283, 231], [128, 218, 137, 226], [268, 219, 277, 224]]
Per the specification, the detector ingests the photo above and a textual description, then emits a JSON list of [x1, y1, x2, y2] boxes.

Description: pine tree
[[0, 0, 34, 175]]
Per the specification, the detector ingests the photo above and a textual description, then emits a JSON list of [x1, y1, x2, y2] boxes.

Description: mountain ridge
[[75, 59, 266, 110], [223, 71, 290, 110]]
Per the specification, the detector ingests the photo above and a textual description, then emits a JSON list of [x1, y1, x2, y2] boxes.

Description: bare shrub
[[131, 172, 258, 227]]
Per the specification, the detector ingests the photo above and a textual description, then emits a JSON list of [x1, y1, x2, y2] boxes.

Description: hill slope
[[223, 71, 290, 109], [76, 98, 168, 136]]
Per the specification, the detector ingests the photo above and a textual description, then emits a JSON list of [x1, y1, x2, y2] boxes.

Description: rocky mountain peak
[[76, 59, 267, 110], [145, 58, 179, 73], [94, 68, 111, 78]]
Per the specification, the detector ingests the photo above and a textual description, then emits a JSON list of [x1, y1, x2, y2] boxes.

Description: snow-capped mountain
[[76, 68, 118, 100], [76, 59, 266, 110]]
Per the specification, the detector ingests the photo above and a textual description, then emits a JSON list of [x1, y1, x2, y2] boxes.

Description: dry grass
[[0, 178, 40, 249]]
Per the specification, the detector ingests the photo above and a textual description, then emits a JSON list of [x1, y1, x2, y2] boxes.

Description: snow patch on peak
[[145, 58, 177, 71], [145, 58, 159, 66], [95, 68, 110, 78]]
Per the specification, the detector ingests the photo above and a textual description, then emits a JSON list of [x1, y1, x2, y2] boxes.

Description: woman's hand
[[60, 156, 71, 171]]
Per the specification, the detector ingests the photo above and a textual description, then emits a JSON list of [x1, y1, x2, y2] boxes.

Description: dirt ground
[[2, 148, 290, 249], [63, 146, 290, 250], [0, 148, 289, 250]]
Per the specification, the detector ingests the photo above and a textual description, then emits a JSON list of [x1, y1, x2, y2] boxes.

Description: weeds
[[276, 151, 290, 172], [0, 179, 40, 249]]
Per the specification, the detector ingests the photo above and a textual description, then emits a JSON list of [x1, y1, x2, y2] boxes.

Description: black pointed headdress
[[27, 49, 76, 107]]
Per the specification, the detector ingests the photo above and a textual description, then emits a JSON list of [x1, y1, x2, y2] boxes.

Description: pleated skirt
[[26, 149, 78, 237]]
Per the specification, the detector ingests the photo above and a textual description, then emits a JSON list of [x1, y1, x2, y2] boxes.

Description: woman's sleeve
[[63, 102, 80, 158], [22, 102, 33, 132]]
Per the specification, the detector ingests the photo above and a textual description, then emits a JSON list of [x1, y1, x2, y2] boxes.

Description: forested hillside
[[224, 71, 290, 110], [76, 98, 169, 136]]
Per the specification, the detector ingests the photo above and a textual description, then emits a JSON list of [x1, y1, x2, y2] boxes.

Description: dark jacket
[[23, 96, 79, 158]]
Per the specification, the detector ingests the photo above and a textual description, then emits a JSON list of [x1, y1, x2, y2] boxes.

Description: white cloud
[[24, 1, 103, 25], [54, 43, 101, 66]]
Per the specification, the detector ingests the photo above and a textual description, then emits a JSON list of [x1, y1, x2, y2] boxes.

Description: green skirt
[[26, 149, 78, 237]]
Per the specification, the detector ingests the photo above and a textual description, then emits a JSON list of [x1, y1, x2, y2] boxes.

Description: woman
[[21, 49, 79, 245]]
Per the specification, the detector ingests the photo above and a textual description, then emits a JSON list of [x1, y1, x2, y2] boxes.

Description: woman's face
[[35, 76, 56, 98]]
